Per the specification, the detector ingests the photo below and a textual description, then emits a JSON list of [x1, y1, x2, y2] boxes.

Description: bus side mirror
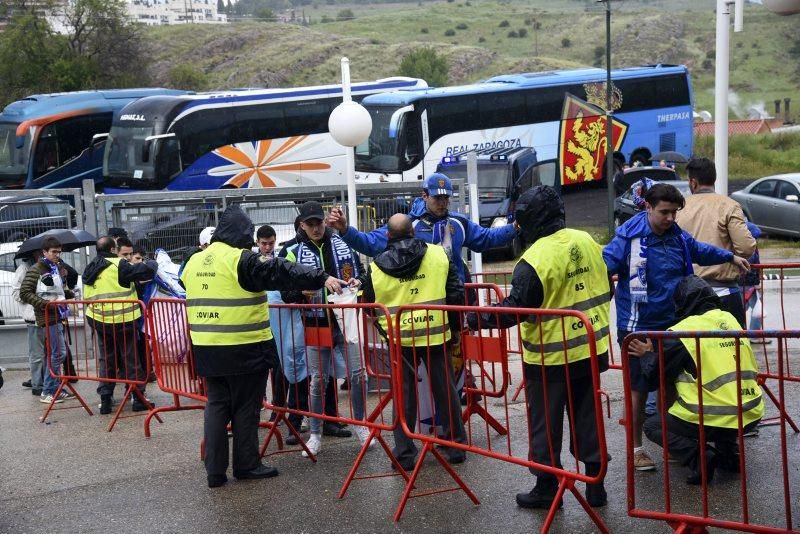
[[89, 133, 109, 153], [143, 133, 176, 163]]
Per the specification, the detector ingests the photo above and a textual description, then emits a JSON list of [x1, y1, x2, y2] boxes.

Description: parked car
[[0, 196, 74, 242], [731, 173, 800, 238], [613, 165, 690, 226]]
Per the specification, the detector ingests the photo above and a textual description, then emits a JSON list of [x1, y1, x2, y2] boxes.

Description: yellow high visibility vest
[[180, 241, 273, 346], [668, 309, 764, 429], [371, 244, 451, 347], [519, 228, 610, 366], [84, 257, 141, 324]]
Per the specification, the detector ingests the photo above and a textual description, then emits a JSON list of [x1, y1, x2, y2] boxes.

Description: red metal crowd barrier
[[261, 301, 406, 497], [41, 299, 157, 432], [392, 303, 610, 532], [144, 298, 205, 437], [620, 329, 800, 533]]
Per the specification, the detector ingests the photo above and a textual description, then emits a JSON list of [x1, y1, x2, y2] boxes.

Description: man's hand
[[627, 338, 653, 357], [730, 255, 750, 274], [326, 206, 348, 234], [347, 278, 361, 288], [465, 312, 480, 331], [324, 276, 347, 295]]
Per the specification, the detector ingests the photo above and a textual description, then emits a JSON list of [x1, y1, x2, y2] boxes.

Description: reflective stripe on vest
[[668, 309, 764, 429], [371, 244, 451, 347], [83, 258, 141, 324], [180, 242, 273, 346], [519, 229, 610, 366]]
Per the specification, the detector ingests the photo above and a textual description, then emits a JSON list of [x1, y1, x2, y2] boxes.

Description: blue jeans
[[40, 323, 66, 396], [305, 321, 366, 434], [27, 323, 44, 390]]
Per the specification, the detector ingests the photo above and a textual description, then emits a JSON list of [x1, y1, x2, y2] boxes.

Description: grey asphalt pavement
[[2, 329, 798, 534]]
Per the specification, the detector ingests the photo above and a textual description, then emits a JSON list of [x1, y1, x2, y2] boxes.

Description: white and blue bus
[[0, 89, 187, 190], [102, 77, 428, 192], [354, 64, 693, 187]]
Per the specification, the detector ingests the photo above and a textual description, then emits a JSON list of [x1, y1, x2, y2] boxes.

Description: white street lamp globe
[[763, 0, 800, 14], [329, 101, 372, 147]]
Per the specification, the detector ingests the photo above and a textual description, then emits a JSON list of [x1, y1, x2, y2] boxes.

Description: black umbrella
[[15, 228, 97, 259], [651, 150, 689, 164]]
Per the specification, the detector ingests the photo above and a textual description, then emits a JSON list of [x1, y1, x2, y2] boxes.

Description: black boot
[[686, 447, 718, 485], [584, 462, 607, 507], [100, 395, 113, 415], [516, 475, 562, 509]]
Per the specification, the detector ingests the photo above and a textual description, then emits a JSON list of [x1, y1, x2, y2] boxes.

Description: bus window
[[34, 125, 59, 178], [427, 96, 478, 142], [155, 138, 182, 181], [284, 99, 334, 136], [478, 92, 525, 130], [232, 104, 287, 142], [175, 108, 233, 165]]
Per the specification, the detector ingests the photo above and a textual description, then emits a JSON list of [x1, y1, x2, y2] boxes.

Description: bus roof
[[0, 88, 189, 123], [175, 77, 427, 111], [362, 64, 688, 105]]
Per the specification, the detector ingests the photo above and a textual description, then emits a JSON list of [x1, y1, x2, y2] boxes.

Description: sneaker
[[354, 426, 376, 449], [751, 338, 772, 345], [634, 450, 656, 471], [99, 395, 113, 415], [301, 433, 322, 457], [743, 428, 759, 438], [58, 390, 75, 401], [300, 417, 309, 432], [132, 398, 154, 412], [323, 422, 352, 438], [22, 380, 32, 388], [40, 393, 64, 404], [32, 388, 42, 396]]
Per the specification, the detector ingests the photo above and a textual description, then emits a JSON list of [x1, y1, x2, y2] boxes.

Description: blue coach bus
[[102, 78, 428, 192], [354, 64, 694, 187], [0, 88, 188, 190]]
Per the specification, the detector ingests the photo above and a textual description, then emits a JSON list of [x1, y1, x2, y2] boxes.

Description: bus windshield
[[0, 123, 29, 185], [356, 105, 420, 173], [104, 125, 157, 185]]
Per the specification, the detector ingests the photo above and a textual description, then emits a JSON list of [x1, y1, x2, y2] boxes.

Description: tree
[[255, 7, 274, 20], [168, 64, 209, 91], [217, 0, 225, 13], [0, 0, 148, 107], [227, 0, 233, 14], [336, 8, 354, 20], [398, 48, 448, 87]]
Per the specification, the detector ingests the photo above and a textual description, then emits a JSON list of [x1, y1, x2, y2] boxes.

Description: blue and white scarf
[[629, 237, 648, 303], [296, 234, 359, 315]]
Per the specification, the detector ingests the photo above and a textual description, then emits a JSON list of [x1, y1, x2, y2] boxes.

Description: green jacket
[[18, 261, 74, 328]]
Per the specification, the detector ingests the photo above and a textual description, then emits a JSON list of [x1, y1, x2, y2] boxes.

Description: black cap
[[298, 201, 325, 222]]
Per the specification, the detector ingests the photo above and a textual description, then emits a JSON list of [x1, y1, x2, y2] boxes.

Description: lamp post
[[714, 0, 744, 196], [329, 57, 372, 229], [599, 0, 615, 237]]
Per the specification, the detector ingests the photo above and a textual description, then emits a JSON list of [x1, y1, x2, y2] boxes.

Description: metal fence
[[95, 180, 464, 263], [0, 188, 84, 321]]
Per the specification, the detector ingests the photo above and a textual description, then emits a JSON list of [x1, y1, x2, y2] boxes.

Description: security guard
[[83, 236, 157, 414], [632, 275, 764, 485], [466, 185, 613, 509], [180, 205, 346, 488], [361, 213, 467, 471]]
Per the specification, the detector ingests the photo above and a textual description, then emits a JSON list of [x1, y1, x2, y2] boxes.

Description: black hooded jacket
[[185, 205, 331, 377], [361, 237, 464, 333], [83, 251, 157, 288], [637, 275, 724, 392]]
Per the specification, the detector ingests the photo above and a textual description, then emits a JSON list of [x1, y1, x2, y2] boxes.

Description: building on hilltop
[[126, 0, 228, 26]]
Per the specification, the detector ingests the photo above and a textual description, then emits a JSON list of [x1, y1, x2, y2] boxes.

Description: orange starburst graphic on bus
[[208, 136, 331, 188]]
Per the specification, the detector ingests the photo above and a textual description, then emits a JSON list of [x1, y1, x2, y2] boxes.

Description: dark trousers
[[204, 372, 268, 477], [266, 338, 287, 409], [719, 292, 747, 329], [89, 317, 144, 397], [643, 412, 758, 468], [393, 344, 466, 464], [524, 366, 602, 477]]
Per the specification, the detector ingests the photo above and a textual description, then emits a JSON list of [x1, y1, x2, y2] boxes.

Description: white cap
[[199, 226, 215, 246]]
